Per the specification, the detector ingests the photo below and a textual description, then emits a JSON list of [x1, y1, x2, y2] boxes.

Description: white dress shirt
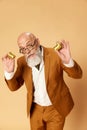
[[31, 57, 52, 106]]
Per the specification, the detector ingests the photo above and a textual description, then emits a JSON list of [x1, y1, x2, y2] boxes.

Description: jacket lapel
[[23, 59, 33, 93], [43, 47, 50, 86]]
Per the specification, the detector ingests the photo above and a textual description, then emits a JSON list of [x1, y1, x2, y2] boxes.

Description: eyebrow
[[19, 41, 36, 49]]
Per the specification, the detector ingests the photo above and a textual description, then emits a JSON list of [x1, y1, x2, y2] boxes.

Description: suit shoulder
[[17, 56, 26, 65], [45, 47, 59, 57]]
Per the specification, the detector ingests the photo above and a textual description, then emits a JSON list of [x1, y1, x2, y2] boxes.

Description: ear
[[36, 38, 40, 45]]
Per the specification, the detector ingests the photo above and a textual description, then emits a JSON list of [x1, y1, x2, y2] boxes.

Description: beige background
[[0, 0, 87, 130]]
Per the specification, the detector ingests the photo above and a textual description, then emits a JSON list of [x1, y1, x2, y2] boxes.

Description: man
[[2, 32, 82, 130]]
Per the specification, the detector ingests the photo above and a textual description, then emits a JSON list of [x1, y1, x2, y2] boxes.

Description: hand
[[56, 40, 71, 64], [2, 54, 15, 73]]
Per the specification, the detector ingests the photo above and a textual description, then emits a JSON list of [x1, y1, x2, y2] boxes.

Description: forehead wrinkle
[[18, 33, 36, 47]]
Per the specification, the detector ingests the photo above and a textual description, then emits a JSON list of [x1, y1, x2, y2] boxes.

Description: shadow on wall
[[72, 71, 86, 127]]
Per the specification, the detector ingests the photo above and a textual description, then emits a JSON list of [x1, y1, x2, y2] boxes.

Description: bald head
[[17, 32, 36, 46]]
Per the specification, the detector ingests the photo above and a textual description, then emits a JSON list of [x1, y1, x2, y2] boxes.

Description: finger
[[2, 54, 8, 60], [61, 40, 69, 49]]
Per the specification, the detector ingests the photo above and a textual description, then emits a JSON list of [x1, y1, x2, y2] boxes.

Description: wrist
[[4, 71, 14, 80], [63, 58, 74, 67]]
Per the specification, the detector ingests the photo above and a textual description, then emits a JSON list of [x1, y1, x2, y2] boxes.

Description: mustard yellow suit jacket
[[5, 46, 82, 117]]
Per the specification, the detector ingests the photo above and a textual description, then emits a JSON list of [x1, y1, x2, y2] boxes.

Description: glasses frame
[[19, 39, 37, 54]]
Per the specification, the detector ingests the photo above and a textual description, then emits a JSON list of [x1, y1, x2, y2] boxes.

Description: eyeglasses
[[19, 39, 37, 54]]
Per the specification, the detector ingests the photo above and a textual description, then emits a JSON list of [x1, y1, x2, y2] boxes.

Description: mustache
[[25, 48, 42, 67], [27, 47, 41, 58]]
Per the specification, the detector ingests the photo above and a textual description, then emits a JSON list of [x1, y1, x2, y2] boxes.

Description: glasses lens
[[19, 48, 24, 54]]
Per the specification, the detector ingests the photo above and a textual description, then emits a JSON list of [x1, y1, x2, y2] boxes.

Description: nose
[[26, 49, 31, 54]]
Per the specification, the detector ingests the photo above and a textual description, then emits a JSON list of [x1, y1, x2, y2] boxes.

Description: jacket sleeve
[[5, 58, 24, 91], [61, 60, 83, 79]]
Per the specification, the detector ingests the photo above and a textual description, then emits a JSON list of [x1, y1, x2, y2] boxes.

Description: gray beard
[[26, 49, 42, 68]]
